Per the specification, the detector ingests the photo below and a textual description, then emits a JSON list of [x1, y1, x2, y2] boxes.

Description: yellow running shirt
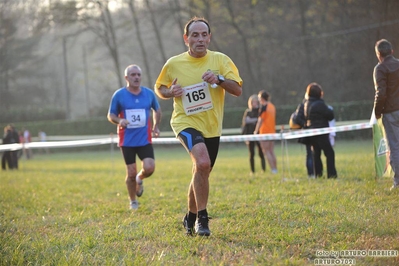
[[155, 50, 243, 138]]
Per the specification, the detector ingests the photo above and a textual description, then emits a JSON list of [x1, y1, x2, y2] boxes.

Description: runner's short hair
[[184, 17, 211, 36]]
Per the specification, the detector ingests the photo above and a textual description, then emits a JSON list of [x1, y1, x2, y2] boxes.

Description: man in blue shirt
[[108, 64, 162, 210]]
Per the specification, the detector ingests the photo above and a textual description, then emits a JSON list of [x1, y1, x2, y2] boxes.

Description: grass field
[[1, 139, 399, 265]]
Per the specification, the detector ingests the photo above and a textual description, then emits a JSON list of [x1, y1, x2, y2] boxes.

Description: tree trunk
[[100, 2, 123, 88], [145, 0, 167, 63], [128, 0, 153, 85], [225, 0, 259, 98]]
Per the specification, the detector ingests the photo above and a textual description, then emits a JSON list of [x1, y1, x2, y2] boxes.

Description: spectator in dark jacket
[[1, 125, 19, 170], [304, 83, 337, 178], [293, 96, 314, 178], [2, 126, 12, 170], [373, 39, 399, 190]]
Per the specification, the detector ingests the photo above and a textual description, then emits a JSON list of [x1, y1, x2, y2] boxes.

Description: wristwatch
[[217, 75, 225, 84]]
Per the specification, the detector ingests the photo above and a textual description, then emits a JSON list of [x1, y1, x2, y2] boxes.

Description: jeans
[[382, 110, 399, 185]]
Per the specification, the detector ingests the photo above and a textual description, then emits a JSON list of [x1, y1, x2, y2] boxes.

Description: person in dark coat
[[1, 125, 19, 170], [373, 39, 399, 190], [304, 83, 337, 178], [292, 96, 315, 178]]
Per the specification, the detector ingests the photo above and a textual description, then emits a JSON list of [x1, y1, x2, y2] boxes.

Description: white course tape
[[0, 122, 371, 152], [221, 122, 371, 142]]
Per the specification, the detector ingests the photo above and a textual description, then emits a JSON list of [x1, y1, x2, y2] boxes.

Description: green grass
[[1, 140, 399, 265]]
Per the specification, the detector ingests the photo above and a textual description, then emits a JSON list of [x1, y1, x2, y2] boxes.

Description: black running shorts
[[121, 144, 154, 165], [177, 128, 220, 167]]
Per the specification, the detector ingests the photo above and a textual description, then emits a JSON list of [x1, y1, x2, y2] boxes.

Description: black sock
[[188, 211, 197, 222], [198, 209, 208, 218]]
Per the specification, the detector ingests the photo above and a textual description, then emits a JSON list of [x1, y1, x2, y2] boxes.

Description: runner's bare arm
[[155, 78, 183, 99]]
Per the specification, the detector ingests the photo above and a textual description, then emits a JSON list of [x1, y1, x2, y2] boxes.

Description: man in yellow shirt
[[155, 17, 242, 236]]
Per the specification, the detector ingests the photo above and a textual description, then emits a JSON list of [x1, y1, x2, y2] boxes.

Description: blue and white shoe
[[130, 200, 139, 210]]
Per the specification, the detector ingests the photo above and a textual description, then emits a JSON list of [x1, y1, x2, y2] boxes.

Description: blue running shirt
[[108, 86, 160, 147]]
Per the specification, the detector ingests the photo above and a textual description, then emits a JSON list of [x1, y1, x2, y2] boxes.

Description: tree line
[[0, 0, 398, 123]]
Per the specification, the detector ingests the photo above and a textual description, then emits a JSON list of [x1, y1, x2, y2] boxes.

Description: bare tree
[[145, 0, 167, 63], [224, 0, 259, 98], [127, 0, 153, 83], [168, 0, 188, 51], [80, 0, 123, 87], [298, 0, 313, 82], [0, 0, 49, 110]]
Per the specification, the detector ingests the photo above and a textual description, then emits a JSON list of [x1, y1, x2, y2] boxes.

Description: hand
[[170, 78, 183, 97], [202, 70, 218, 85], [375, 113, 382, 119], [118, 119, 129, 128], [152, 127, 160, 138]]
